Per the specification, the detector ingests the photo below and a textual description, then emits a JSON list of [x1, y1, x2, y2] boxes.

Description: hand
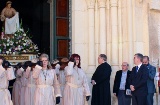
[[86, 96, 90, 101], [55, 64, 60, 69], [113, 93, 116, 96], [37, 61, 43, 67], [130, 85, 135, 91], [91, 80, 96, 85], [56, 97, 60, 104]]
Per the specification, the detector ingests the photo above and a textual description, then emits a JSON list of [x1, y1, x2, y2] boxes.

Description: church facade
[[48, 0, 160, 104]]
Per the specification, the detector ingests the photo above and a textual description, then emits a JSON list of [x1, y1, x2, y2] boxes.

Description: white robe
[[32, 65, 61, 105], [5, 12, 19, 34], [57, 70, 66, 105], [0, 65, 15, 105], [24, 67, 36, 105], [20, 72, 27, 105], [63, 62, 91, 105], [12, 69, 23, 105]]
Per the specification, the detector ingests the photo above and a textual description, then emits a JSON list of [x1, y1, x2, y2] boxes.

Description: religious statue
[[1, 1, 19, 34]]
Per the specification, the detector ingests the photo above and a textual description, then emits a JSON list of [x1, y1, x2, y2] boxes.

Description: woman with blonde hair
[[33, 53, 61, 105]]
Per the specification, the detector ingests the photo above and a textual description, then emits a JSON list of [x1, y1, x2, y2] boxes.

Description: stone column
[[110, 0, 119, 104], [98, 0, 107, 54], [106, 0, 111, 64], [110, 0, 118, 68], [86, 0, 96, 66]]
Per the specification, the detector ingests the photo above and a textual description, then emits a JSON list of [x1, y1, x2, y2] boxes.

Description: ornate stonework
[[85, 0, 96, 8]]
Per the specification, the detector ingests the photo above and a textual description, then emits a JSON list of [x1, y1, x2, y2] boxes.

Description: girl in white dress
[[0, 56, 15, 105], [33, 54, 61, 105], [12, 63, 23, 105]]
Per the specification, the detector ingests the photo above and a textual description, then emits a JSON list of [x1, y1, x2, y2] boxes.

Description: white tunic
[[63, 62, 91, 105], [12, 69, 23, 105], [0, 65, 15, 105], [24, 67, 36, 105], [33, 65, 61, 105]]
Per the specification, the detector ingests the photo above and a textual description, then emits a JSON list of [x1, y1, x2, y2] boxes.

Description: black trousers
[[132, 95, 147, 105]]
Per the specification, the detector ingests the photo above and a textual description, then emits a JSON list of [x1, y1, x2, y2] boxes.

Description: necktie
[[136, 66, 139, 72]]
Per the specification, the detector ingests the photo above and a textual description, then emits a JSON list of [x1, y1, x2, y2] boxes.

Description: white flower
[[6, 51, 9, 54], [18, 47, 21, 51], [7, 39, 10, 42], [7, 43, 9, 46], [16, 42, 18, 44], [23, 43, 26, 46], [9, 49, 11, 51], [23, 50, 26, 53], [13, 52, 15, 55], [23, 34, 26, 36], [19, 29, 24, 32], [14, 34, 17, 36]]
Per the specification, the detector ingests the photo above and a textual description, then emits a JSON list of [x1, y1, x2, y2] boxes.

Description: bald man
[[113, 62, 131, 105]]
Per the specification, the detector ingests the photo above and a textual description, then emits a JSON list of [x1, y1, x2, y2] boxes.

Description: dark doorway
[[0, 0, 50, 55]]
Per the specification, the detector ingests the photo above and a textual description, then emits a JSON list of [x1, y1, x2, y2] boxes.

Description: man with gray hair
[[113, 62, 131, 105], [91, 54, 112, 105]]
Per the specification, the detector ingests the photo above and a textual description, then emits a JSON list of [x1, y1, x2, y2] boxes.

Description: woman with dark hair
[[63, 54, 91, 105], [33, 53, 61, 105], [0, 56, 15, 105]]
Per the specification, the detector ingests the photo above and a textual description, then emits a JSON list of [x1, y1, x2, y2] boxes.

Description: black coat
[[113, 70, 131, 97], [91, 62, 112, 105], [129, 64, 148, 96]]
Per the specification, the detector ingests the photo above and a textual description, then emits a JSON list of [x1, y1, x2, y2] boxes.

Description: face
[[98, 56, 104, 64], [41, 57, 48, 68], [142, 58, 149, 65], [134, 55, 139, 65], [121, 62, 128, 71], [7, 4, 11, 8], [74, 57, 79, 66], [0, 59, 3, 65]]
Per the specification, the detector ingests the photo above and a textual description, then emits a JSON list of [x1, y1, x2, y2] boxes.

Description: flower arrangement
[[0, 25, 39, 55]]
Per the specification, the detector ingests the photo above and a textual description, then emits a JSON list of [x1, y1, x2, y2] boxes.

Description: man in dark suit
[[91, 54, 112, 105], [113, 62, 131, 105], [129, 53, 148, 105], [143, 56, 156, 105]]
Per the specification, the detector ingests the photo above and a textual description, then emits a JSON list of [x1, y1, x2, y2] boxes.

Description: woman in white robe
[[0, 57, 15, 105], [33, 54, 61, 105], [20, 69, 27, 105], [63, 54, 91, 105], [12, 65, 23, 105], [55, 58, 68, 105], [24, 60, 37, 105]]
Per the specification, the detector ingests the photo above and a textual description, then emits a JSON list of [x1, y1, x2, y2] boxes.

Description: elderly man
[[113, 62, 131, 105], [143, 56, 156, 105], [91, 54, 112, 105]]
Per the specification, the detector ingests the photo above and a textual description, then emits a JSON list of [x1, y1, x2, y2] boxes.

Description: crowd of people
[[0, 53, 91, 105], [0, 53, 157, 105]]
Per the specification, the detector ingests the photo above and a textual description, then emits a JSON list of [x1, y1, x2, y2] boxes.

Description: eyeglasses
[[121, 65, 127, 67]]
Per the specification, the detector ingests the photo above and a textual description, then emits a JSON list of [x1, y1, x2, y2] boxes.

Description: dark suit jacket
[[113, 70, 131, 97], [129, 64, 148, 96], [146, 64, 156, 93]]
